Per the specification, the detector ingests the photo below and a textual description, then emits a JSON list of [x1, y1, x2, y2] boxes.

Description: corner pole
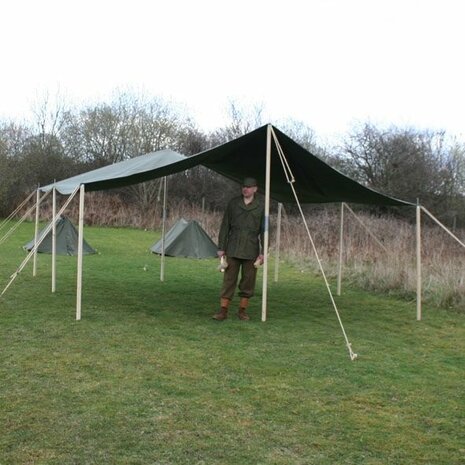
[[33, 188, 41, 277], [337, 202, 345, 296], [76, 184, 85, 321], [416, 199, 422, 321], [52, 186, 57, 293], [261, 124, 272, 322], [1, 186, 79, 298], [160, 176, 167, 282], [274, 202, 282, 282]]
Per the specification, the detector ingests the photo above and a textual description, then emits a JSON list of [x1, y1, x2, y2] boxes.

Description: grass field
[[1, 223, 464, 465]]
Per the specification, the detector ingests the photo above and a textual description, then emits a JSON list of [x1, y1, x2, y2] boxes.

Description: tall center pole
[[261, 125, 272, 322], [52, 186, 57, 293], [416, 200, 422, 321], [76, 184, 85, 321]]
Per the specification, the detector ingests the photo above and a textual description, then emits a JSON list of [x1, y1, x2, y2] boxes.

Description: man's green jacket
[[218, 195, 265, 260]]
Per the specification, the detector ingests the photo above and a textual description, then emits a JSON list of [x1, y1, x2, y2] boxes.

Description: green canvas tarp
[[41, 125, 413, 207], [40, 149, 186, 195], [24, 216, 96, 256], [151, 218, 218, 259]]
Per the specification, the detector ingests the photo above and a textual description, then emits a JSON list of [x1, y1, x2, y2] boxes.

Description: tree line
[[1, 92, 464, 226]]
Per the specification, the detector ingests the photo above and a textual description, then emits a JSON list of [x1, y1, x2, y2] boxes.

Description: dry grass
[[279, 207, 465, 310], [17, 192, 465, 311]]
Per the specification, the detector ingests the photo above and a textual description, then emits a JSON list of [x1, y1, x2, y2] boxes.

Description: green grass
[[1, 222, 464, 465]]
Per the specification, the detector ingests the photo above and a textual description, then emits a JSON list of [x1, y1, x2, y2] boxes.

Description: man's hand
[[254, 255, 264, 268], [217, 250, 225, 258]]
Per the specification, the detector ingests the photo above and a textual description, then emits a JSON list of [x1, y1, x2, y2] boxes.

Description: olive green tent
[[150, 218, 217, 259], [24, 216, 96, 256]]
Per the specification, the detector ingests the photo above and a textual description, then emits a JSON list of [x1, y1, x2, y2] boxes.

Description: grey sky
[[1, 0, 463, 141]]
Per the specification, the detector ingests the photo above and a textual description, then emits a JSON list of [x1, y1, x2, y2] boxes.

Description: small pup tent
[[24, 216, 96, 256], [151, 218, 218, 259]]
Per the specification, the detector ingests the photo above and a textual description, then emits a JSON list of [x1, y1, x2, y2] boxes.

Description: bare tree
[[31, 91, 68, 150], [209, 100, 265, 146], [0, 121, 33, 214], [340, 123, 465, 217], [272, 118, 319, 153]]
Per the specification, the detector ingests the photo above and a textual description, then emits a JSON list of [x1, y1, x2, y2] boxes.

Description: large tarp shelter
[[41, 126, 410, 206], [7, 124, 416, 360]]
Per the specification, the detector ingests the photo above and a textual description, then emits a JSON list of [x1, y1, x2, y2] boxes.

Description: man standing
[[213, 177, 265, 321]]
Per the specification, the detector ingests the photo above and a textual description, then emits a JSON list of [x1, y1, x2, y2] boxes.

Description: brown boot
[[213, 298, 230, 321], [238, 297, 250, 321]]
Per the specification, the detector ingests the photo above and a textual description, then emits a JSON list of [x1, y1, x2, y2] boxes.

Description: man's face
[[242, 185, 257, 197]]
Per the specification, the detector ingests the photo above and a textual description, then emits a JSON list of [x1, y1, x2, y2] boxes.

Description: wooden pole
[[421, 206, 465, 249], [274, 202, 282, 282], [337, 202, 344, 296], [416, 201, 422, 321], [76, 185, 85, 321], [1, 186, 79, 298], [160, 176, 167, 282], [33, 189, 41, 277], [261, 124, 272, 322], [52, 187, 57, 293]]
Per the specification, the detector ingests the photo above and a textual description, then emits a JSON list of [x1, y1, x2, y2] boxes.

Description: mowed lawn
[[1, 222, 464, 465]]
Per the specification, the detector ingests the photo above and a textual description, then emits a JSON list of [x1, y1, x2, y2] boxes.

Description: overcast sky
[[1, 0, 463, 142]]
